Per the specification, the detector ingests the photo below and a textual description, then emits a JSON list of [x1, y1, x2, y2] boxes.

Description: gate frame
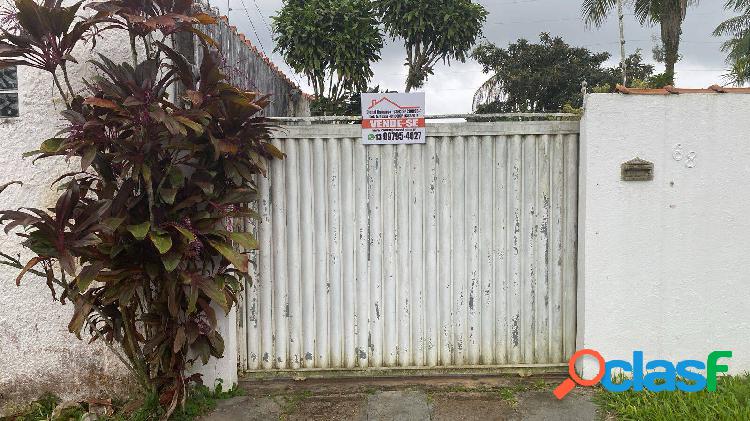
[[235, 114, 581, 380]]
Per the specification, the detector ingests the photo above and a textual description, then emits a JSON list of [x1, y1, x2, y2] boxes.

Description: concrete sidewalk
[[201, 376, 598, 421]]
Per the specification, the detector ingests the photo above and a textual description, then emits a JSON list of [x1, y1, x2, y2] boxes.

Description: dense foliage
[[310, 86, 395, 116], [608, 50, 657, 85], [581, 0, 699, 86], [273, 0, 486, 105], [471, 34, 657, 113], [374, 0, 487, 92], [272, 0, 383, 102], [714, 0, 750, 86], [0, 0, 279, 416]]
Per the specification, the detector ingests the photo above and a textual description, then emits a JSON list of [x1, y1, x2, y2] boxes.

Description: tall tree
[[273, 0, 383, 101], [714, 0, 750, 86], [582, 0, 699, 85], [374, 0, 488, 92], [609, 49, 657, 83], [472, 34, 654, 113]]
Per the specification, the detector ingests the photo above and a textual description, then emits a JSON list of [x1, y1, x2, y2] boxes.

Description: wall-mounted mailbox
[[621, 157, 654, 181]]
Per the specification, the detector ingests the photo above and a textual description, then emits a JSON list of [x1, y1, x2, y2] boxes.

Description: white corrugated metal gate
[[238, 120, 579, 373]]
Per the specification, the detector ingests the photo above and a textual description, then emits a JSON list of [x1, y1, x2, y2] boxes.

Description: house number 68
[[673, 144, 696, 168]]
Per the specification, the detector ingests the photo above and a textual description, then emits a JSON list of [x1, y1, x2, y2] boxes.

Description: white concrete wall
[[0, 6, 313, 406], [0, 36, 136, 409], [578, 93, 750, 378]]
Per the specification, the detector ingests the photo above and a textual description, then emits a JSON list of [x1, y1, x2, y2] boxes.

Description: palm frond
[[723, 0, 750, 12], [581, 0, 617, 28], [472, 73, 504, 112], [714, 14, 750, 37], [722, 55, 750, 86]]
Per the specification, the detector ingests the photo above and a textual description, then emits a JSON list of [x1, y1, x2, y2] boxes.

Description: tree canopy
[[471, 34, 656, 113], [581, 0, 699, 86], [609, 50, 658, 86], [714, 0, 750, 86], [273, 0, 383, 101], [374, 0, 488, 92]]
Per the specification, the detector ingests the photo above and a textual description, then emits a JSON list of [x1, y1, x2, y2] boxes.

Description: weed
[[496, 388, 518, 405], [5, 382, 244, 421], [433, 382, 549, 407], [279, 390, 312, 416], [425, 393, 434, 405], [5, 394, 64, 421], [361, 387, 378, 396]]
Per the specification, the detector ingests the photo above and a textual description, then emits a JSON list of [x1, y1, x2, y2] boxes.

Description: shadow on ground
[[200, 376, 597, 421]]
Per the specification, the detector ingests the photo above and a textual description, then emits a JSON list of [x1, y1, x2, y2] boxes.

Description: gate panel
[[243, 122, 579, 370]]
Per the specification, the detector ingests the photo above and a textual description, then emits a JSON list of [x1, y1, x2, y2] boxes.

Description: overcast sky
[[216, 0, 736, 114]]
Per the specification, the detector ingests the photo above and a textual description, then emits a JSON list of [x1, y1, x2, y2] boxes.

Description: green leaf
[[230, 232, 258, 250], [174, 116, 204, 134], [141, 164, 152, 184], [208, 331, 225, 357], [127, 221, 151, 240], [162, 251, 182, 272], [263, 143, 285, 159], [192, 337, 211, 364], [167, 167, 185, 188], [187, 284, 198, 314], [159, 188, 177, 204], [149, 230, 173, 254], [40, 138, 64, 153], [75, 261, 104, 291], [208, 239, 248, 272], [193, 275, 229, 312], [173, 226, 196, 243]]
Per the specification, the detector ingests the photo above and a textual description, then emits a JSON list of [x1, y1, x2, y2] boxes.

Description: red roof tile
[[207, 12, 314, 100]]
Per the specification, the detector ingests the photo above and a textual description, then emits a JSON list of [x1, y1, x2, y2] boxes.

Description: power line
[[228, 0, 306, 89], [249, 0, 304, 87], [231, 0, 268, 55]]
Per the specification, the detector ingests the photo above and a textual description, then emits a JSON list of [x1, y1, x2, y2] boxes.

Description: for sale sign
[[361, 92, 425, 145]]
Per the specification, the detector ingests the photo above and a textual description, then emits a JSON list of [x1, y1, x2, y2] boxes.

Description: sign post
[[361, 92, 425, 145]]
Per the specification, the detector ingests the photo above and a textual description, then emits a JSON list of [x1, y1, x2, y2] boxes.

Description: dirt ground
[[201, 376, 599, 421]]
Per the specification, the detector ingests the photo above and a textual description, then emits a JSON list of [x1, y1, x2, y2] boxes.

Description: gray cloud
[[218, 0, 736, 114]]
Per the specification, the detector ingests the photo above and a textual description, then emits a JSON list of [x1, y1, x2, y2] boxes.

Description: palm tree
[[714, 0, 750, 86], [582, 0, 698, 86], [723, 56, 750, 86]]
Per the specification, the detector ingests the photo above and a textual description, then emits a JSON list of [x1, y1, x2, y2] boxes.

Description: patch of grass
[[440, 385, 477, 394], [4, 382, 244, 421], [4, 393, 71, 421], [279, 390, 312, 416], [496, 387, 518, 404], [529, 379, 549, 391], [433, 381, 552, 407], [129, 382, 245, 421], [361, 387, 378, 396], [595, 374, 750, 421], [171, 383, 245, 421]]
